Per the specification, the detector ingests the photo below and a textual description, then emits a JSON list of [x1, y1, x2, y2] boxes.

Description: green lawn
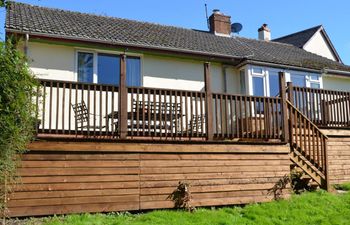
[[24, 189, 350, 225]]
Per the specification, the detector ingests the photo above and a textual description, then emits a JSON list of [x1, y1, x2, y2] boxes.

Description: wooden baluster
[[130, 88, 134, 136], [153, 89, 157, 137], [347, 92, 350, 127], [99, 85, 103, 137], [185, 91, 188, 137], [87, 84, 91, 137], [92, 84, 96, 138], [148, 89, 152, 137], [230, 95, 234, 138], [237, 96, 241, 138], [41, 81, 46, 134], [136, 88, 140, 136], [142, 89, 146, 137], [253, 97, 258, 139], [61, 82, 66, 134], [200, 93, 204, 137], [215, 94, 219, 137], [48, 81, 53, 133], [111, 86, 115, 138]]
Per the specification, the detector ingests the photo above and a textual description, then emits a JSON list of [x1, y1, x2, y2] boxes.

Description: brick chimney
[[209, 9, 231, 36], [258, 24, 271, 41]]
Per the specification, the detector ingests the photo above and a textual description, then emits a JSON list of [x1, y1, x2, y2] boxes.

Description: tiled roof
[[273, 25, 322, 48], [5, 2, 350, 73]]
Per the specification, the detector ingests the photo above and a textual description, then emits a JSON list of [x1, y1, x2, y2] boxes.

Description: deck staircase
[[287, 100, 329, 190]]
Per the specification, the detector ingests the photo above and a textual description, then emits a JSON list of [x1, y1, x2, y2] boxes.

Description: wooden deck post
[[279, 72, 289, 142], [204, 62, 214, 141], [119, 54, 128, 139]]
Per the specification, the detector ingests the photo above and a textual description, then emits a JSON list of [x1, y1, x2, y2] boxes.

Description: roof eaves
[[5, 28, 243, 61], [237, 59, 323, 74]]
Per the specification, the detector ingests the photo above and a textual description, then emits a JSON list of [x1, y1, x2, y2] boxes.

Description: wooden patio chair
[[71, 101, 106, 130], [188, 114, 206, 134]]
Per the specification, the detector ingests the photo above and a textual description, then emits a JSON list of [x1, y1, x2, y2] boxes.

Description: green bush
[[0, 40, 38, 215], [334, 183, 350, 191]]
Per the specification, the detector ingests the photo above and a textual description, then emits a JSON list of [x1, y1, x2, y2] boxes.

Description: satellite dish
[[231, 23, 243, 34]]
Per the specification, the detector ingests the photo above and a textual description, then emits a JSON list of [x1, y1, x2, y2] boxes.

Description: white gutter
[[323, 68, 350, 77], [237, 59, 322, 74]]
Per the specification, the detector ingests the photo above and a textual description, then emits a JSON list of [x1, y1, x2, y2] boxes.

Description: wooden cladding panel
[[327, 137, 350, 185], [7, 142, 290, 217], [139, 153, 290, 210], [9, 152, 140, 217]]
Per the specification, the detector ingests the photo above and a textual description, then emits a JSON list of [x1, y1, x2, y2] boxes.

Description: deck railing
[[288, 83, 350, 128], [36, 79, 120, 139], [212, 93, 283, 140], [126, 87, 207, 139], [35, 79, 286, 142]]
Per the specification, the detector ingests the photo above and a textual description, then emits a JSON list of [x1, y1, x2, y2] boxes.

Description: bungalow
[[4, 2, 350, 217]]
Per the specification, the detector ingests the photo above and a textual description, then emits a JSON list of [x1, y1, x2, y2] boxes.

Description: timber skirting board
[[27, 141, 290, 154]]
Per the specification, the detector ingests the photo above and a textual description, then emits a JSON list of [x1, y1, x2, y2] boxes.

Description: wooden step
[[290, 150, 324, 186]]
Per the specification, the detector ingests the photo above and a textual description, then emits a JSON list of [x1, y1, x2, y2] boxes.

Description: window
[[77, 51, 141, 86], [291, 74, 306, 87], [126, 57, 141, 87], [269, 72, 280, 97], [252, 76, 264, 96], [77, 52, 94, 83], [97, 53, 120, 85], [252, 67, 264, 75], [310, 83, 320, 89]]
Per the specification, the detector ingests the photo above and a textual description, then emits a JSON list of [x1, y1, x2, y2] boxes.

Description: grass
[[22, 189, 350, 225]]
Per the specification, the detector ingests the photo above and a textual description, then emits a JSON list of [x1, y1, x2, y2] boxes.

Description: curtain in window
[[126, 57, 141, 86], [77, 52, 94, 83]]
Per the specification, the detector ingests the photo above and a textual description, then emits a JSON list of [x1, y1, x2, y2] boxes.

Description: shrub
[[0, 39, 38, 219]]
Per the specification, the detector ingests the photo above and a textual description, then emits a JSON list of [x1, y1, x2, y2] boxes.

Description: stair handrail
[[287, 100, 328, 139], [287, 99, 329, 190]]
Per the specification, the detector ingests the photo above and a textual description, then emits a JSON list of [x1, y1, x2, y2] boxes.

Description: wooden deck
[[7, 141, 291, 217], [6, 69, 350, 217]]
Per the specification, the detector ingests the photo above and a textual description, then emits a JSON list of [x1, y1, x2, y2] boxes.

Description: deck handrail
[[288, 83, 350, 128]]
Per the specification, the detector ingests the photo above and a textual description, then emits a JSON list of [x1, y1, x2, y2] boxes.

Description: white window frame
[[248, 66, 323, 97], [248, 66, 268, 96]]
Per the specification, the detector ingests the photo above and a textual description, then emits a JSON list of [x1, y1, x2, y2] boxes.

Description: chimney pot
[[258, 24, 271, 41], [209, 9, 231, 36]]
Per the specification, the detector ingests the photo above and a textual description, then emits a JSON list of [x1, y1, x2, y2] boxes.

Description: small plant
[[167, 181, 195, 212], [268, 175, 290, 200], [334, 183, 350, 191], [290, 169, 318, 194]]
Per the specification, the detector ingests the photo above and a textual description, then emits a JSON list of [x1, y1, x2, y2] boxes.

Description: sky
[[0, 0, 349, 64]]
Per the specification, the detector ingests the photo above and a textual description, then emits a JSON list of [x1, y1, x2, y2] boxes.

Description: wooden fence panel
[[7, 142, 290, 217]]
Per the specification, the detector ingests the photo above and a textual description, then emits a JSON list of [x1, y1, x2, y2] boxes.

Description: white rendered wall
[[304, 31, 337, 61], [323, 75, 350, 91], [27, 42, 76, 81], [27, 42, 241, 93]]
